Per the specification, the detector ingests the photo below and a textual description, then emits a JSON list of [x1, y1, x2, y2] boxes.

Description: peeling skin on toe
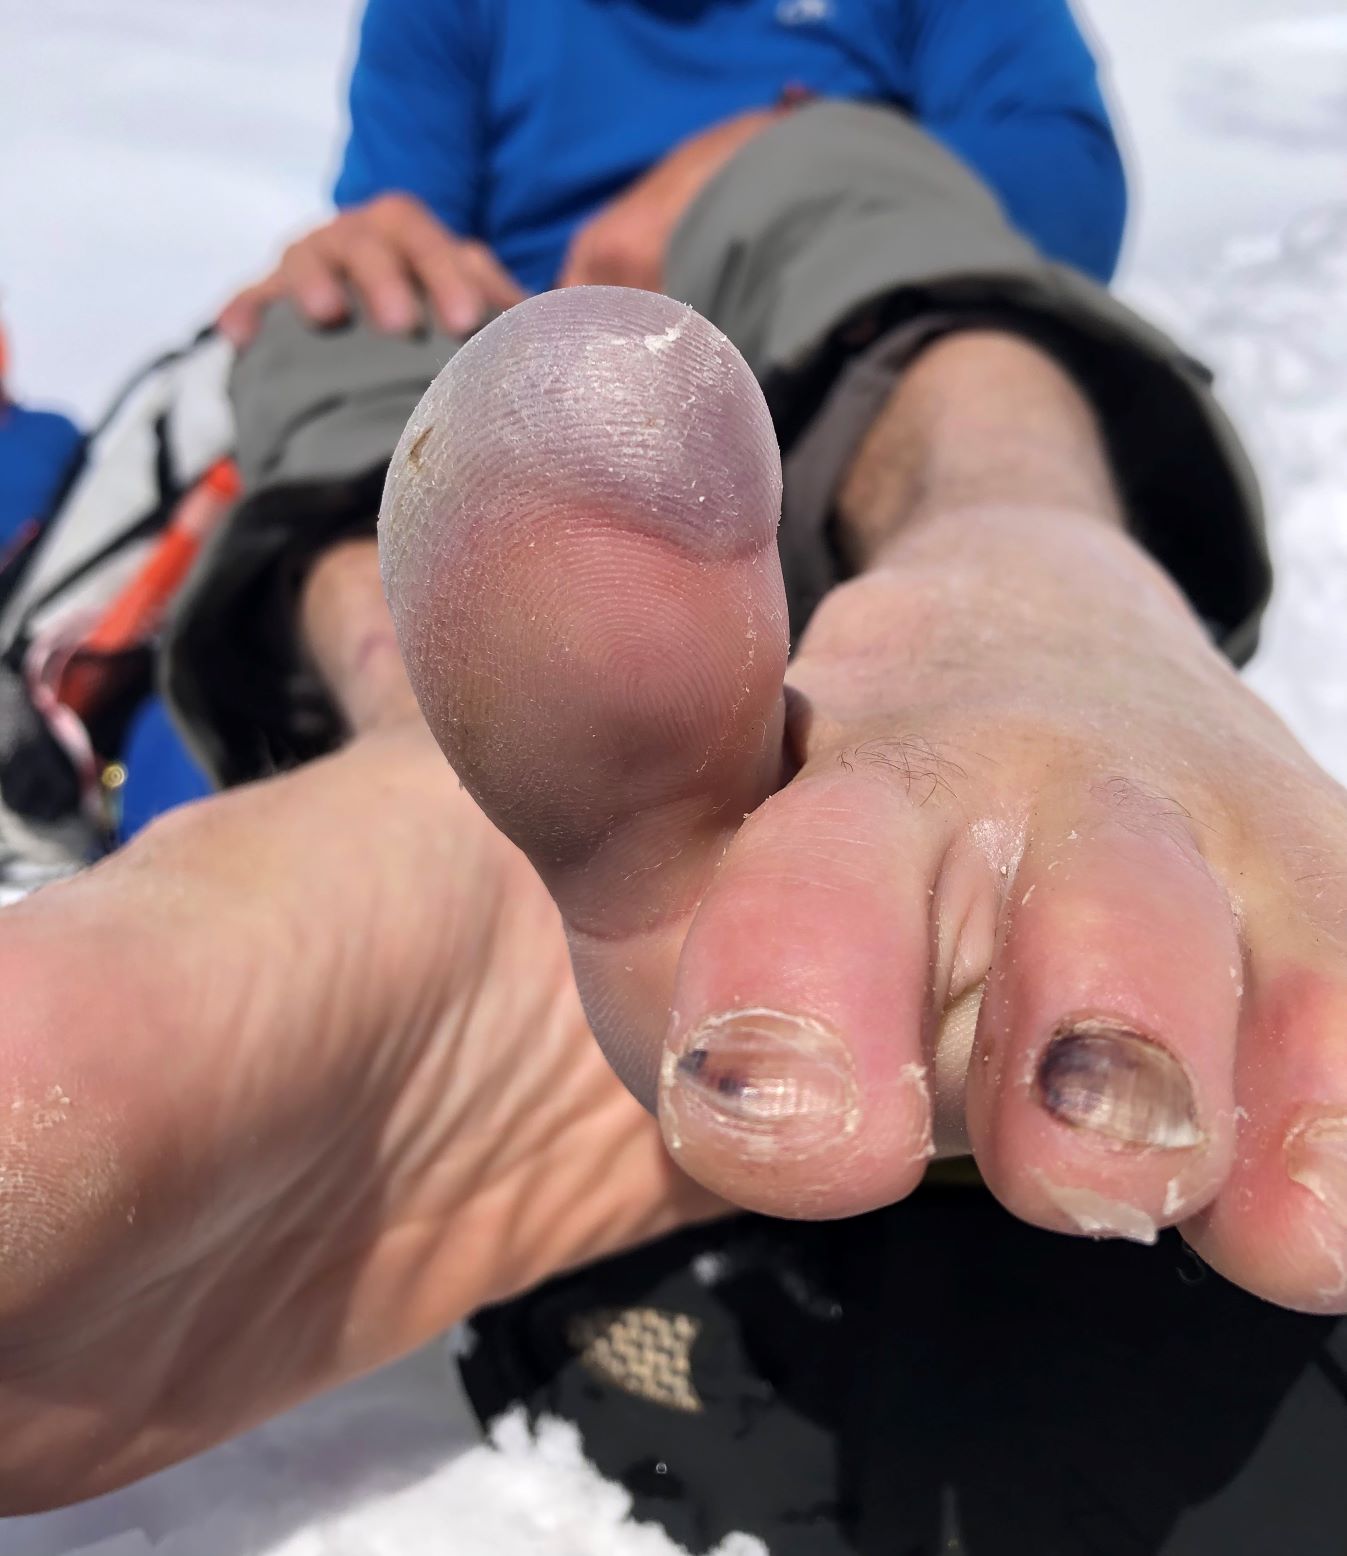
[[1285, 1116, 1347, 1228], [10, 1084, 74, 1131], [965, 817, 1027, 890], [1157, 1169, 1211, 1224], [1162, 1175, 1186, 1219], [1033, 1172, 1159, 1245], [643, 319, 688, 353], [1306, 1225, 1347, 1307], [897, 1060, 935, 1162]]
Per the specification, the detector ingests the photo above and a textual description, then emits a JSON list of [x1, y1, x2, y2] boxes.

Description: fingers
[[278, 232, 353, 325], [556, 238, 602, 290], [388, 199, 523, 332], [555, 226, 590, 290], [405, 237, 515, 335], [216, 275, 283, 348], [331, 229, 422, 334], [557, 219, 660, 292], [220, 195, 529, 350], [460, 242, 528, 312]]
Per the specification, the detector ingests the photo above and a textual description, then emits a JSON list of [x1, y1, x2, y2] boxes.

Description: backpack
[[0, 331, 234, 902]]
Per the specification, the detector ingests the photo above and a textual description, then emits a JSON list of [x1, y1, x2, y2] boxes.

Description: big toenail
[[1036, 1024, 1201, 1149], [1286, 1117, 1347, 1227], [662, 1009, 858, 1153]]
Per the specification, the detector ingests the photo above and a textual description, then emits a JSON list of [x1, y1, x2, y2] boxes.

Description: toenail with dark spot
[[663, 1009, 858, 1150], [1036, 1025, 1202, 1149], [1286, 1117, 1347, 1228]]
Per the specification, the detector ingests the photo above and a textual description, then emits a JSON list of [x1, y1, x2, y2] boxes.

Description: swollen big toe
[[380, 287, 792, 1102]]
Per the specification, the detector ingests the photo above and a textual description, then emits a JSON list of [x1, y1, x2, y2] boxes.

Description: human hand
[[217, 193, 526, 348], [557, 109, 782, 292], [0, 544, 716, 1511]]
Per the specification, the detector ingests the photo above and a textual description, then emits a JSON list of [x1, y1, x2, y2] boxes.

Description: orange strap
[[58, 457, 240, 719], [80, 525, 202, 656], [81, 457, 240, 655]]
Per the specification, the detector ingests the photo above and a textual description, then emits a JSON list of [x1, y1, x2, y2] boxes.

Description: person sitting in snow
[[3, 2, 1346, 1549]]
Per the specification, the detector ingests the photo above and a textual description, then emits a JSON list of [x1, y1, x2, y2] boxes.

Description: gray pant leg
[[166, 303, 461, 784], [667, 99, 1271, 658]]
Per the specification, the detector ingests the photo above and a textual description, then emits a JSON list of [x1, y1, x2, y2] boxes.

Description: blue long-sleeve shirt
[[0, 403, 82, 547], [335, 0, 1126, 295]]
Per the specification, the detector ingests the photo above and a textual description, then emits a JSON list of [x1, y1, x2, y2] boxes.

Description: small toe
[[659, 771, 946, 1218], [967, 811, 1243, 1243], [1184, 963, 1347, 1314]]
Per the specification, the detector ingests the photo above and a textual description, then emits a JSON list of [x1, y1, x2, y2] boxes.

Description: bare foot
[[382, 286, 1347, 1315], [0, 717, 714, 1511]]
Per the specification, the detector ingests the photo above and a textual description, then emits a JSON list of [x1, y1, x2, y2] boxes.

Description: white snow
[[5, 1348, 764, 1556], [2, 0, 1346, 1552], [0, 0, 360, 423], [1091, 0, 1347, 779]]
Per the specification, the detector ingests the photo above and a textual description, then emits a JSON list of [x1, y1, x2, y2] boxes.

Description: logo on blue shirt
[[776, 0, 833, 25]]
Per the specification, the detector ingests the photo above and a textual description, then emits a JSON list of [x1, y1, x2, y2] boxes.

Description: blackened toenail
[[1286, 1117, 1347, 1229], [676, 1047, 748, 1101], [664, 1009, 859, 1146], [1036, 1024, 1202, 1149]]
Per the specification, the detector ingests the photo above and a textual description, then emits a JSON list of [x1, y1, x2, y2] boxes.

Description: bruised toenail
[[1286, 1117, 1347, 1228], [1035, 1024, 1201, 1149], [661, 1009, 858, 1155]]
